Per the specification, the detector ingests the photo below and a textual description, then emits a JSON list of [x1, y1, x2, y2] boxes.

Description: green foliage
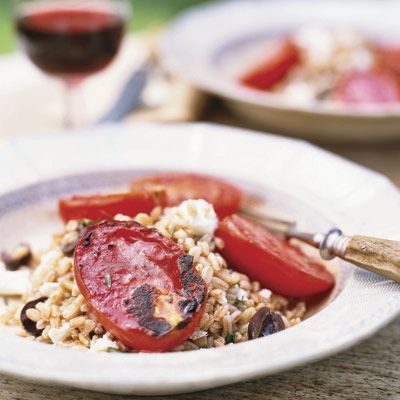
[[0, 0, 212, 54]]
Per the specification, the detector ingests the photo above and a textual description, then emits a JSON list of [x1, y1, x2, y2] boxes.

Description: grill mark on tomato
[[82, 231, 93, 248], [75, 220, 208, 350], [178, 299, 197, 315], [178, 254, 206, 311], [126, 284, 172, 337], [176, 319, 190, 330], [181, 268, 206, 306], [178, 254, 193, 273]]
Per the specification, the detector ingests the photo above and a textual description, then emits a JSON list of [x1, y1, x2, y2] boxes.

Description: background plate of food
[[160, 0, 400, 142], [0, 122, 399, 395]]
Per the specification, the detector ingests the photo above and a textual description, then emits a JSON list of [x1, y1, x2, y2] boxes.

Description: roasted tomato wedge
[[217, 215, 334, 297], [333, 69, 400, 104], [130, 172, 242, 219], [239, 38, 301, 90], [59, 191, 164, 223], [374, 44, 400, 75], [74, 220, 207, 352]]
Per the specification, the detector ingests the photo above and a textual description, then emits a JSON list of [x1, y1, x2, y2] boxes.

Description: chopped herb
[[105, 273, 112, 288], [234, 297, 246, 307], [170, 226, 176, 239], [81, 219, 92, 227], [107, 347, 121, 353], [225, 333, 235, 344]]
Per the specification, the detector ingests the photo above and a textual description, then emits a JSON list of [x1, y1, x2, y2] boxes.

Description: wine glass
[[14, 0, 129, 128]]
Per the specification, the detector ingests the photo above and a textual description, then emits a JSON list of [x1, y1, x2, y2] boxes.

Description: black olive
[[60, 233, 80, 256], [248, 307, 285, 340], [20, 297, 48, 337], [1, 243, 32, 271], [60, 220, 92, 256]]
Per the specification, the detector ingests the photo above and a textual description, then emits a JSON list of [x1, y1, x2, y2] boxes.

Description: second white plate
[[160, 0, 400, 142]]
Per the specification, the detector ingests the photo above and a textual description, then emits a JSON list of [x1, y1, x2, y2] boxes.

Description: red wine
[[16, 4, 125, 78]]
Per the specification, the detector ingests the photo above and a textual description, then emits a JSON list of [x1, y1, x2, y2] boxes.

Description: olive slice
[[1, 243, 32, 271], [248, 307, 285, 340], [60, 220, 92, 256], [20, 297, 48, 337]]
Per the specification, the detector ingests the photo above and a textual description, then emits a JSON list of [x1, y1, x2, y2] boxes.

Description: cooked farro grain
[[0, 199, 307, 352]]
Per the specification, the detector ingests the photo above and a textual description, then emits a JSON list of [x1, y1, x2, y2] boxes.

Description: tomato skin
[[374, 44, 400, 75], [74, 220, 207, 352], [216, 215, 334, 297], [239, 38, 301, 90], [333, 69, 400, 104], [130, 172, 242, 219], [59, 191, 164, 223]]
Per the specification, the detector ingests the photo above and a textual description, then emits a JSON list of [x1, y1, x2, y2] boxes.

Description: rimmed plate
[[0, 122, 399, 395], [160, 0, 400, 142]]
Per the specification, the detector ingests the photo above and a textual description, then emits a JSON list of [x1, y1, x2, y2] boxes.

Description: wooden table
[[2, 94, 400, 400]]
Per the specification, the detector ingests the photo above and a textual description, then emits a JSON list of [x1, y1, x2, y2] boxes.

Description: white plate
[[160, 0, 400, 142], [0, 122, 399, 395]]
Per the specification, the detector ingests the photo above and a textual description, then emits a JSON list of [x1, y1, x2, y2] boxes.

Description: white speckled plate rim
[[0, 122, 399, 395]]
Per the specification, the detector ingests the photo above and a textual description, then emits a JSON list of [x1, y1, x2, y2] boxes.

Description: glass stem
[[63, 80, 82, 128]]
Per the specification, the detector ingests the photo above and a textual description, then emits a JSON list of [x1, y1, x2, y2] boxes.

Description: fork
[[240, 208, 400, 283]]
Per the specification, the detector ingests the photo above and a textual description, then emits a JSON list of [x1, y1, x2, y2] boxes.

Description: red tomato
[[74, 221, 207, 352], [217, 214, 335, 297], [239, 38, 301, 90], [58, 191, 165, 223], [374, 44, 400, 75], [130, 173, 242, 219], [333, 69, 400, 104]]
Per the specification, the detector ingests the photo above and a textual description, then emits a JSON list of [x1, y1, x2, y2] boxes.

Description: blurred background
[[1, 0, 400, 183], [0, 1, 209, 53]]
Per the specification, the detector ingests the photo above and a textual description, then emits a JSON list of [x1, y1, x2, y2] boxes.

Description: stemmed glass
[[14, 0, 129, 127]]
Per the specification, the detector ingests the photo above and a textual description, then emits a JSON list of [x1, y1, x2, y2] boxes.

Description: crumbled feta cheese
[[232, 286, 248, 302], [89, 336, 118, 352], [174, 199, 218, 237], [295, 25, 337, 70], [259, 288, 272, 300], [294, 25, 373, 73], [0, 269, 30, 296], [39, 282, 60, 297], [280, 80, 316, 104], [348, 48, 374, 71], [48, 323, 71, 344]]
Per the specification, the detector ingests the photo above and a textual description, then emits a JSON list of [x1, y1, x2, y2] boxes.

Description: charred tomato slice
[[74, 220, 207, 352], [333, 69, 400, 104], [239, 37, 301, 90], [130, 172, 242, 219], [59, 190, 165, 223], [217, 214, 335, 297]]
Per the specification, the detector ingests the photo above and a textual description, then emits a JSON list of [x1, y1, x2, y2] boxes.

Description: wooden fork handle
[[343, 236, 400, 283]]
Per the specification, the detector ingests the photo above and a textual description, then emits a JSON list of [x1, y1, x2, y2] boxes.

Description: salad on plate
[[240, 25, 400, 108], [0, 173, 334, 353]]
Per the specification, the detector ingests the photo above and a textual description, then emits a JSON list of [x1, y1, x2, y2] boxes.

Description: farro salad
[[0, 173, 334, 353], [240, 25, 400, 107]]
